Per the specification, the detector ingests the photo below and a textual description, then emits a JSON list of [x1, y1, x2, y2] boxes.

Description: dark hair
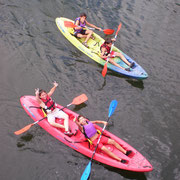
[[80, 13, 87, 18], [77, 115, 89, 122], [77, 115, 84, 122], [105, 37, 112, 44], [39, 89, 46, 96]]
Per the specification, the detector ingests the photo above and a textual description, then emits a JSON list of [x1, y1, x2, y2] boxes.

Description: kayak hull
[[20, 96, 153, 172], [56, 17, 148, 79]]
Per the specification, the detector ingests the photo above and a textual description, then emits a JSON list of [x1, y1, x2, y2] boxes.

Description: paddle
[[101, 23, 122, 77], [14, 94, 88, 135], [81, 100, 118, 180], [64, 21, 114, 35]]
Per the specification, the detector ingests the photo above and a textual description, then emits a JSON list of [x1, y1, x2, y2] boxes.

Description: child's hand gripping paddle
[[64, 21, 114, 35], [80, 100, 118, 180], [102, 23, 122, 77]]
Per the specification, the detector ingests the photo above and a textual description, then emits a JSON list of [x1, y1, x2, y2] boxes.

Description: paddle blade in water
[[72, 94, 88, 105], [81, 161, 92, 180], [14, 124, 33, 135], [64, 21, 76, 28], [108, 100, 118, 117], [102, 62, 108, 77], [103, 29, 114, 35]]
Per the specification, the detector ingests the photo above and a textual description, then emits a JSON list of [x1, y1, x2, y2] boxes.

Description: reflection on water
[[97, 78, 107, 91], [103, 164, 147, 180], [20, 133, 34, 142], [126, 79, 144, 90], [17, 133, 34, 148], [72, 103, 87, 112], [107, 70, 145, 89]]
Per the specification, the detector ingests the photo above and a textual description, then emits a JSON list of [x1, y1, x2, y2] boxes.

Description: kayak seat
[[68, 28, 81, 40], [93, 41, 100, 47], [29, 106, 47, 117], [68, 28, 74, 35], [91, 41, 102, 55]]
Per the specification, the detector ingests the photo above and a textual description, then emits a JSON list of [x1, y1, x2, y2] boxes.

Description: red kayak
[[19, 95, 153, 172]]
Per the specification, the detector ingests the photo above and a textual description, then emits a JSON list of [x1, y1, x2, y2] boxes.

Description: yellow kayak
[[56, 17, 148, 79]]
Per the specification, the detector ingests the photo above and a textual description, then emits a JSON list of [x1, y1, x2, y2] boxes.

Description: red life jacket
[[41, 96, 56, 111], [100, 43, 111, 56]]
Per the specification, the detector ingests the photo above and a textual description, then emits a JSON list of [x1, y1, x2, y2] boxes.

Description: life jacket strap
[[85, 129, 102, 145], [41, 108, 47, 117]]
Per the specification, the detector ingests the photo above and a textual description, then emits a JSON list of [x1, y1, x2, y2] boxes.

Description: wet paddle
[[81, 100, 118, 180], [101, 23, 122, 77], [14, 94, 88, 135], [64, 21, 114, 35]]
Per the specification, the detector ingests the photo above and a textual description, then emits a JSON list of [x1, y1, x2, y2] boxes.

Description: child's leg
[[108, 58, 125, 70], [47, 113, 65, 128], [108, 139, 126, 154], [115, 52, 131, 66], [101, 145, 122, 161], [55, 109, 69, 131]]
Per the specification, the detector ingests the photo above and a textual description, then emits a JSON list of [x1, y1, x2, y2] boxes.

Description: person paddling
[[35, 81, 73, 136], [74, 13, 102, 48], [74, 115, 132, 163], [100, 37, 135, 71]]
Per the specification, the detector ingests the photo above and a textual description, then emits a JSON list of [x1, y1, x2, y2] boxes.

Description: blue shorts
[[74, 29, 86, 37]]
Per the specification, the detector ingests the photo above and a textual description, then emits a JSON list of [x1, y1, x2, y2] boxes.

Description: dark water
[[0, 0, 180, 179]]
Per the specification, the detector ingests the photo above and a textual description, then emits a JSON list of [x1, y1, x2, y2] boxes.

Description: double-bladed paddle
[[64, 21, 114, 35], [14, 94, 88, 135], [81, 100, 118, 180], [102, 23, 122, 77]]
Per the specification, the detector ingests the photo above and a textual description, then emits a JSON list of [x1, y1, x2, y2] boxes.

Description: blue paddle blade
[[81, 161, 92, 180], [108, 100, 118, 117]]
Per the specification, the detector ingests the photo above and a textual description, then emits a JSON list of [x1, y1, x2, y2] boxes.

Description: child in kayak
[[74, 115, 132, 163], [100, 37, 135, 71], [35, 81, 73, 136], [74, 13, 102, 48]]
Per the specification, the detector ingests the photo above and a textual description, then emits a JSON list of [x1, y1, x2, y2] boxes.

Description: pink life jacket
[[41, 95, 56, 112], [83, 121, 97, 139]]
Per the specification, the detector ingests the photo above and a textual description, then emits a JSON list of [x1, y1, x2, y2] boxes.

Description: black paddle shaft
[[90, 117, 111, 161], [33, 106, 67, 125]]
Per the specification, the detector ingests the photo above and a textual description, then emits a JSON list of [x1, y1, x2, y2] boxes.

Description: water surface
[[0, 0, 180, 180]]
